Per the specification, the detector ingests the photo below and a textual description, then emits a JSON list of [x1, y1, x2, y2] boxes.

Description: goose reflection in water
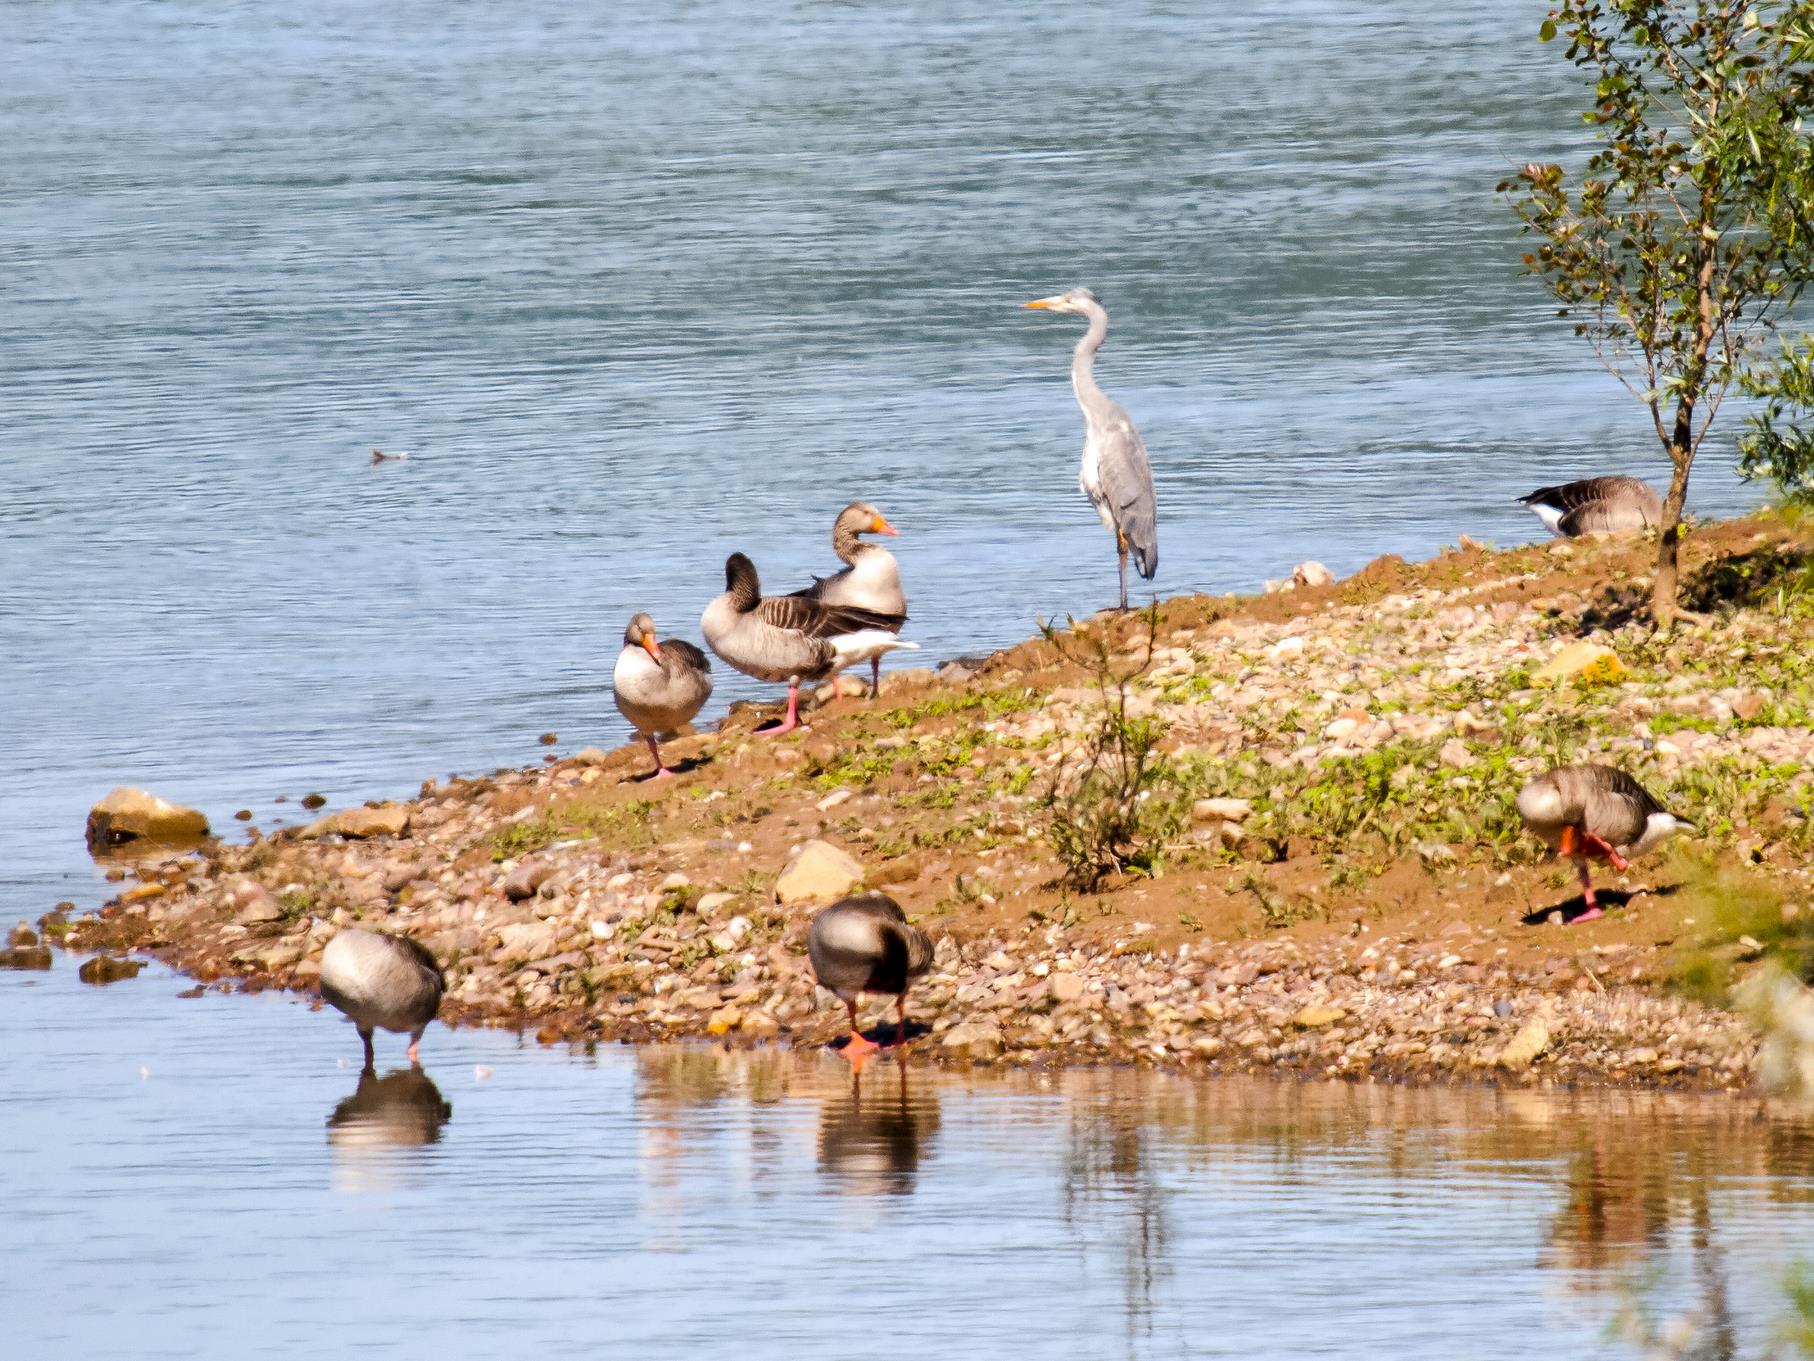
[[326, 1066, 452, 1193], [817, 1064, 940, 1196]]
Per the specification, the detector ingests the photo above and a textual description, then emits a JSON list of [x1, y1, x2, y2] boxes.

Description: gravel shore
[[45, 513, 1814, 1090]]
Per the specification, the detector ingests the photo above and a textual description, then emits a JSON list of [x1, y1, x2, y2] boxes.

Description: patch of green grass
[[1665, 857, 1813, 1003], [879, 687, 1039, 731]]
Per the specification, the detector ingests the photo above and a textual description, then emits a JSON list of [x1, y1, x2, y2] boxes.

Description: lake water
[[4, 958, 1811, 1360], [0, 0, 1769, 908]]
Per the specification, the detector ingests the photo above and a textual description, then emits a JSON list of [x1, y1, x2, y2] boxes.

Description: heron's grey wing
[[1097, 416, 1159, 578]]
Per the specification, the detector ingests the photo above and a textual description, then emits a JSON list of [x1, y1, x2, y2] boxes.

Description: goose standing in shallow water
[[790, 502, 907, 697], [701, 552, 916, 735], [612, 612, 713, 779], [1024, 286, 1158, 611], [808, 893, 933, 1074], [1518, 476, 1663, 537], [1517, 764, 1692, 921], [319, 929, 445, 1068]]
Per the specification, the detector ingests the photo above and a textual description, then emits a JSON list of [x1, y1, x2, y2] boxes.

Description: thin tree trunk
[[1653, 449, 1693, 630]]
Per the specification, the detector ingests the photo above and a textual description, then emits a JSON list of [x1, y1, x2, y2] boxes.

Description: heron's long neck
[[1070, 304, 1111, 420]]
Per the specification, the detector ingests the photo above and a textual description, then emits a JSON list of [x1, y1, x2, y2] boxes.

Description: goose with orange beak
[[1517, 764, 1691, 920], [612, 611, 714, 778], [808, 893, 933, 1074], [789, 501, 908, 697]]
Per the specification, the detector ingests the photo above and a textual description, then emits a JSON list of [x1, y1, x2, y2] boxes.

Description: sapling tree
[[1502, 0, 1814, 625]]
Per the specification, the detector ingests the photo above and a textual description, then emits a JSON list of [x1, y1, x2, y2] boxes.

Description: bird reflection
[[326, 1066, 452, 1192], [817, 1063, 940, 1196]]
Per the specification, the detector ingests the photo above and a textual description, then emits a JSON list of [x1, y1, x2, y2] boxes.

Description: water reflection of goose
[[816, 1063, 940, 1196], [326, 1066, 452, 1192]]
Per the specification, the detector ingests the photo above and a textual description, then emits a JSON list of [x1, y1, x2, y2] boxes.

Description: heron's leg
[[1572, 859, 1603, 922], [359, 1026, 375, 1072], [870, 655, 882, 700], [1118, 541, 1130, 612], [645, 734, 674, 779]]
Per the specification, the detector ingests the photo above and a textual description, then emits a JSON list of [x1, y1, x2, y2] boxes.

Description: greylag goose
[[1024, 287, 1158, 610], [319, 928, 445, 1067], [808, 892, 933, 1073], [701, 552, 916, 735], [1518, 476, 1663, 537], [1517, 764, 1692, 921], [789, 502, 907, 697], [612, 611, 713, 779]]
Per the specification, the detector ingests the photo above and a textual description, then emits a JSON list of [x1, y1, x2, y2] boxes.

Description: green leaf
[[1539, 17, 1557, 42]]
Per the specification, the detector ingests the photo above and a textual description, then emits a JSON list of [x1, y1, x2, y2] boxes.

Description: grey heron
[[1517, 476, 1663, 537], [1024, 286, 1159, 610]]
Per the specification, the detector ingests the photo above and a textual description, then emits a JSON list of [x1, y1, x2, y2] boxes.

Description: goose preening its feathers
[[612, 611, 713, 778], [1024, 286, 1159, 611], [789, 502, 908, 697], [319, 928, 446, 1068], [1518, 476, 1662, 538], [701, 552, 917, 735], [1517, 764, 1691, 920], [808, 892, 934, 1073]]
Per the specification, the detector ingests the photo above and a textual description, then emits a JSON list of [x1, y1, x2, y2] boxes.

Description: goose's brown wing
[[754, 594, 901, 639], [659, 638, 712, 675]]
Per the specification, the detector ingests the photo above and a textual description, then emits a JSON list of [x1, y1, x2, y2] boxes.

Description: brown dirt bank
[[47, 512, 1814, 1090]]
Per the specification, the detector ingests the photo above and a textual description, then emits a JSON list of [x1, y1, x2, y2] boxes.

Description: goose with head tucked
[[1518, 476, 1663, 538], [319, 928, 445, 1068], [808, 892, 934, 1074], [789, 502, 907, 697], [1517, 764, 1692, 921], [701, 552, 917, 735], [612, 611, 713, 779]]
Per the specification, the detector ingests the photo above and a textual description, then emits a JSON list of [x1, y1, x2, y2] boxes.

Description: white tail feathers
[[830, 631, 920, 666]]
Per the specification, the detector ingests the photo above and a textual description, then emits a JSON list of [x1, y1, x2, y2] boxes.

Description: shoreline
[[45, 511, 1814, 1091]]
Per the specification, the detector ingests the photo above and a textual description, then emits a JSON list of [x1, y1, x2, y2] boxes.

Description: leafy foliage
[[1037, 608, 1189, 892], [1503, 0, 1814, 623]]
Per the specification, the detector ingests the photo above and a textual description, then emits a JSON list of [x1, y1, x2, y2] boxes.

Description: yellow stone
[[1291, 1005, 1347, 1029], [120, 883, 168, 904], [706, 1006, 743, 1036], [1532, 641, 1626, 687], [1498, 1018, 1551, 1071]]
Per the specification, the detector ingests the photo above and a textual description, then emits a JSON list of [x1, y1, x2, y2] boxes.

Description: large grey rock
[[86, 787, 209, 850], [940, 1021, 1004, 1060], [774, 839, 864, 906]]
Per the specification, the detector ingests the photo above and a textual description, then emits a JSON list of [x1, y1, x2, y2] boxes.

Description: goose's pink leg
[[1571, 859, 1603, 923], [645, 734, 674, 779], [757, 683, 802, 736]]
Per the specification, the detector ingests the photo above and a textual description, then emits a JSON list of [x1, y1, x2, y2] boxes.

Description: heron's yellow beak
[[641, 633, 662, 662], [872, 515, 898, 536], [1023, 297, 1054, 309]]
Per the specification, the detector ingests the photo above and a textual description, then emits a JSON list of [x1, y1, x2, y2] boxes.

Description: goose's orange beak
[[1558, 824, 1579, 857], [872, 516, 898, 536], [641, 633, 662, 662]]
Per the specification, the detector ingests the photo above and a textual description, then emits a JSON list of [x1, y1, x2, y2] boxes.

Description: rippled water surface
[[0, 0, 1768, 905], [5, 960, 1812, 1359]]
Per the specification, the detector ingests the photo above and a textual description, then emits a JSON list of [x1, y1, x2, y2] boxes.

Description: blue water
[[4, 959, 1811, 1360]]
